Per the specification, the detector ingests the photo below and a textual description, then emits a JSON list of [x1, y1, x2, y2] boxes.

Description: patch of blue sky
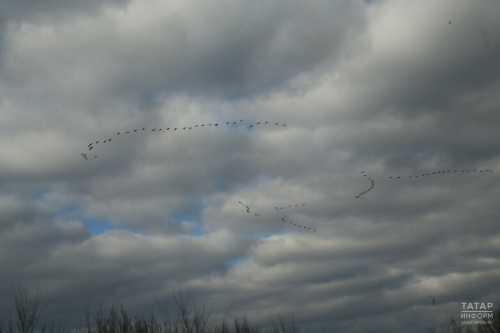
[[81, 217, 144, 235], [30, 189, 51, 202], [172, 211, 199, 224], [172, 197, 206, 222], [82, 217, 115, 235], [57, 206, 80, 217], [224, 259, 246, 269], [172, 197, 208, 236]]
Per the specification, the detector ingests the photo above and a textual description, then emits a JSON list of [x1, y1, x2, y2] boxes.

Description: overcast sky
[[1, 0, 499, 332]]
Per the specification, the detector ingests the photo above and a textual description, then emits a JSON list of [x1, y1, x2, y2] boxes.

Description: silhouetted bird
[[174, 128, 177, 131], [134, 130, 137, 132], [215, 123, 218, 126], [265, 122, 268, 124]]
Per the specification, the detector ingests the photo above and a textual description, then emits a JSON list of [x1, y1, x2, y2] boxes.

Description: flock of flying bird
[[238, 201, 315, 232], [388, 169, 494, 179], [355, 168, 494, 199], [368, 280, 422, 289], [356, 171, 375, 198], [81, 120, 286, 160], [80, 119, 496, 309]]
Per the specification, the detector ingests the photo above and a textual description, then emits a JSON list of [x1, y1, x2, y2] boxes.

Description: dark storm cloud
[[0, 0, 366, 109], [0, 0, 499, 332]]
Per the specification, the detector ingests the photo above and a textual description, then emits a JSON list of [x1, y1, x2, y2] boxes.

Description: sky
[[0, 0, 499, 332]]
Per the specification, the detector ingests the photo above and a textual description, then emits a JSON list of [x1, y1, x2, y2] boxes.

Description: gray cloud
[[1, 0, 500, 332]]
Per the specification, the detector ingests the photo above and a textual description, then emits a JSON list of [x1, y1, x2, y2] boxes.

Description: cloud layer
[[1, 0, 499, 331]]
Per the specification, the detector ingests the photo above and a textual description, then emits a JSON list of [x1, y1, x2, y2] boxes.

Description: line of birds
[[356, 171, 375, 198], [388, 169, 493, 179], [239, 201, 315, 232], [281, 217, 316, 232], [274, 204, 306, 210], [81, 120, 287, 160], [355, 168, 494, 197], [368, 280, 422, 289], [238, 201, 252, 214]]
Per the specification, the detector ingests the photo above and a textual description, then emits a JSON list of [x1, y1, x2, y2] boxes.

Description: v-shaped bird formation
[[239, 201, 315, 232], [81, 120, 286, 160]]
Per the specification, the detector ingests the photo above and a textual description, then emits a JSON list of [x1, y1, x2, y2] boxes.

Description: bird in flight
[[427, 296, 436, 307]]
